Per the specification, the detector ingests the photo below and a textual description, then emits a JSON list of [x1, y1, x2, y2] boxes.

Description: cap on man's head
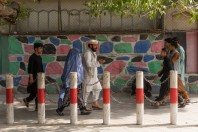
[[87, 39, 99, 45], [34, 42, 44, 49]]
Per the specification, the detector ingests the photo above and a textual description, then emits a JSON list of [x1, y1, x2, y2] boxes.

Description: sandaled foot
[[178, 102, 186, 108], [185, 99, 190, 104], [160, 101, 167, 106], [92, 105, 102, 110], [84, 107, 92, 111]]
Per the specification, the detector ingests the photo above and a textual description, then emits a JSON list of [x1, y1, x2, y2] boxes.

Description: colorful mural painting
[[0, 34, 198, 95]]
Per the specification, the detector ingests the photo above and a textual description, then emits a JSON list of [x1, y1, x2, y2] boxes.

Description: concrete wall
[[164, 9, 198, 31], [19, 1, 197, 32], [20, 0, 86, 10], [0, 33, 198, 95], [1, 0, 197, 33], [14, 0, 156, 32]]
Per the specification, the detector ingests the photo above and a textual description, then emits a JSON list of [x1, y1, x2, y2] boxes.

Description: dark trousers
[[58, 84, 84, 112], [26, 81, 38, 109], [131, 78, 152, 97], [25, 92, 38, 109], [157, 80, 169, 101]]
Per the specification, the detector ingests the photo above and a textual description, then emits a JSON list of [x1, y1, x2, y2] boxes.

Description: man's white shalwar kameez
[[83, 48, 102, 106]]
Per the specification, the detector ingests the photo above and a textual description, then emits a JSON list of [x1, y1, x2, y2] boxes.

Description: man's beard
[[90, 47, 97, 52]]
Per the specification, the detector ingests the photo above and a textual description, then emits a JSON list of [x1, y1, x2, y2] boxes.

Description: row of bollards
[[136, 70, 178, 125], [69, 71, 111, 125], [4, 71, 111, 125], [5, 73, 46, 124], [4, 70, 178, 125]]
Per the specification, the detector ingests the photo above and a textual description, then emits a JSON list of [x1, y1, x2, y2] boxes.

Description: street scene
[[0, 0, 197, 132]]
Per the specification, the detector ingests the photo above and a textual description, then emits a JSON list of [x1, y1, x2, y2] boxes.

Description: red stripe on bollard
[[6, 89, 13, 104], [170, 88, 178, 104], [38, 89, 45, 104], [136, 89, 144, 104], [70, 88, 77, 104], [103, 89, 110, 104]]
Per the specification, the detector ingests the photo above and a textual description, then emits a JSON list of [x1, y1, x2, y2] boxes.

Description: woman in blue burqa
[[56, 48, 91, 116]]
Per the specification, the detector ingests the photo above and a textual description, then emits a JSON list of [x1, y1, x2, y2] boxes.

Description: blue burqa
[[61, 48, 84, 87], [58, 48, 84, 108]]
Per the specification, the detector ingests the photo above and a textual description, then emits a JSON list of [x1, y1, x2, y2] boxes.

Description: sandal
[[92, 105, 102, 110], [84, 107, 92, 111], [178, 102, 186, 108]]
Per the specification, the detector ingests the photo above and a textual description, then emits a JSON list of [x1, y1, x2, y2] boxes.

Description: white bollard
[[136, 71, 144, 125], [103, 71, 110, 125], [170, 70, 178, 125], [37, 73, 45, 124], [5, 74, 14, 124], [70, 72, 78, 125]]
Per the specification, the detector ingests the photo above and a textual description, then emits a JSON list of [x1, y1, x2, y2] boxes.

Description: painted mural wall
[[0, 34, 198, 95]]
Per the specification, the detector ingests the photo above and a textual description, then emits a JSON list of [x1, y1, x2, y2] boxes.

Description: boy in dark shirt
[[23, 42, 44, 111], [154, 48, 173, 102]]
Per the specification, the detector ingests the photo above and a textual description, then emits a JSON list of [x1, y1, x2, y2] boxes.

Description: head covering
[[61, 48, 84, 88], [87, 39, 99, 45]]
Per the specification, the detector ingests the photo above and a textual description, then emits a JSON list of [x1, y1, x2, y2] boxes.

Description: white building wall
[[15, 0, 156, 32], [164, 9, 197, 31], [2, 0, 197, 33]]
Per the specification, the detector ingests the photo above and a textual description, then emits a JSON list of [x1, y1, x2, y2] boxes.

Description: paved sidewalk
[[0, 93, 198, 132]]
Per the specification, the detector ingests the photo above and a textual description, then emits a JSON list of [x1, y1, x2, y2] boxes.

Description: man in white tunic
[[172, 37, 185, 85], [82, 39, 105, 110]]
